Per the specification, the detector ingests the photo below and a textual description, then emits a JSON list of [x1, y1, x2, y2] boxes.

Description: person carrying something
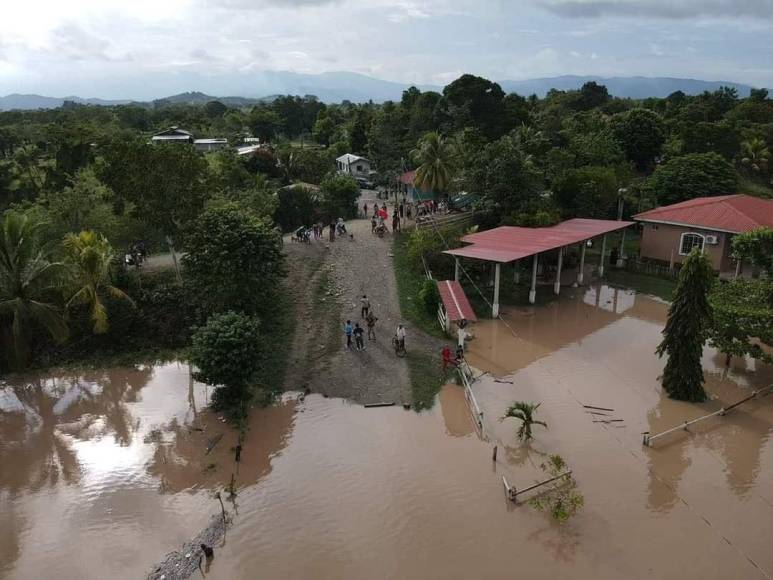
[[442, 345, 458, 371], [366, 311, 378, 340], [361, 294, 370, 318], [344, 320, 353, 349], [395, 323, 406, 351], [354, 322, 365, 351]]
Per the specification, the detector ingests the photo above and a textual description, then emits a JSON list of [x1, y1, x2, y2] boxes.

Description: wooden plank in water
[[364, 402, 395, 408], [583, 405, 615, 412]]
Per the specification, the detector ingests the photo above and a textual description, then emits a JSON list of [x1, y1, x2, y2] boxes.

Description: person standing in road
[[361, 295, 370, 318], [329, 220, 336, 242], [344, 320, 353, 349], [366, 311, 378, 340], [363, 202, 368, 218], [354, 323, 365, 351], [399, 203, 404, 219]]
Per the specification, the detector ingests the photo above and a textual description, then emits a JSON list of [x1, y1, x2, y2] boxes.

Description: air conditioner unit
[[705, 235, 719, 245]]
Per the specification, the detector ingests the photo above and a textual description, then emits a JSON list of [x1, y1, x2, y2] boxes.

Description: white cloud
[[538, 0, 773, 19]]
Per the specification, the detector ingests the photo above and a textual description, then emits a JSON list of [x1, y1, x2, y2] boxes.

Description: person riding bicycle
[[395, 324, 406, 352]]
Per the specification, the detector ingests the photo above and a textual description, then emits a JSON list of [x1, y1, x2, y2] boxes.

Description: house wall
[[638, 222, 732, 271]]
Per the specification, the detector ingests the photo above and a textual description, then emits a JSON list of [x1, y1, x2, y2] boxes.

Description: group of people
[[344, 294, 406, 353], [345, 294, 379, 351], [416, 199, 446, 217], [299, 218, 349, 243], [366, 201, 407, 236]]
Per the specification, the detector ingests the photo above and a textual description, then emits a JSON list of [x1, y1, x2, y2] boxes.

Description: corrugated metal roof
[[194, 138, 228, 144], [634, 194, 773, 233], [437, 280, 477, 322], [444, 218, 634, 263]]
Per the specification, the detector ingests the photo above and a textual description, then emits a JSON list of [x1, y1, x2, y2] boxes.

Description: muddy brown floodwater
[[1, 283, 772, 579]]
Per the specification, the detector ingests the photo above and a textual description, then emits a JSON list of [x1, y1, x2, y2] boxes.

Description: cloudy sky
[[1, 0, 772, 98]]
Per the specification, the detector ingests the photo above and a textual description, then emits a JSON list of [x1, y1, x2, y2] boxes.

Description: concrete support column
[[599, 235, 607, 278], [734, 259, 742, 280], [492, 263, 501, 318], [554, 247, 564, 295], [617, 229, 626, 267], [529, 253, 539, 304], [513, 260, 520, 284], [577, 242, 587, 285], [454, 258, 460, 282]]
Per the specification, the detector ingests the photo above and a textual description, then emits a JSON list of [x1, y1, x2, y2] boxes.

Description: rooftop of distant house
[[336, 153, 369, 164], [634, 194, 773, 234]]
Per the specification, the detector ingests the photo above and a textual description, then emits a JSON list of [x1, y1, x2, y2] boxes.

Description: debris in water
[[147, 513, 231, 580]]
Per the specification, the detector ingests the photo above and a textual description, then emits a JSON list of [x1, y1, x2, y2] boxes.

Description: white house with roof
[[336, 154, 372, 178], [151, 127, 194, 144]]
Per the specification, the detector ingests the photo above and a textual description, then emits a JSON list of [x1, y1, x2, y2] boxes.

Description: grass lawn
[[406, 350, 447, 412], [392, 234, 446, 339]]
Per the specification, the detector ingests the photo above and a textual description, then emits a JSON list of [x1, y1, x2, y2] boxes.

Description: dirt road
[[282, 194, 413, 405]]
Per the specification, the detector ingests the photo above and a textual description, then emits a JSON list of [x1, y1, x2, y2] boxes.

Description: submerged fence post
[[492, 445, 498, 462]]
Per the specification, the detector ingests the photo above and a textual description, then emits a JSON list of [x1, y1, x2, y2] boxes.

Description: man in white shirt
[[395, 324, 406, 350]]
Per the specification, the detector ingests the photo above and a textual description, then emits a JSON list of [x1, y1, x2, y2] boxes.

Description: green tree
[[708, 279, 773, 366], [248, 108, 283, 142], [319, 173, 359, 220], [647, 152, 738, 205], [553, 166, 619, 219], [739, 138, 770, 177], [442, 74, 508, 139], [576, 81, 610, 111], [98, 139, 210, 277], [528, 455, 584, 522], [656, 248, 714, 402], [410, 131, 455, 193], [189, 311, 263, 419], [63, 230, 133, 334], [274, 184, 319, 231], [349, 112, 368, 155], [0, 213, 68, 368], [313, 115, 336, 147], [502, 401, 547, 441], [610, 108, 665, 171], [732, 227, 773, 272], [204, 100, 228, 119], [182, 203, 284, 315]]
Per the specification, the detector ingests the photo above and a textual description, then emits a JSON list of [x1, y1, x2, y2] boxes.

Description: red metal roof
[[399, 170, 415, 186], [443, 218, 634, 263], [634, 194, 773, 233], [437, 280, 477, 322]]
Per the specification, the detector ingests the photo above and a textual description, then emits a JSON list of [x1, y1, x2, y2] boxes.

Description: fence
[[458, 362, 486, 438], [416, 212, 475, 231], [643, 384, 773, 446], [502, 471, 573, 503], [625, 258, 679, 280]]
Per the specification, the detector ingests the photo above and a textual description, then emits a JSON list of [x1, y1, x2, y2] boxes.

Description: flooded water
[[1, 283, 771, 579]]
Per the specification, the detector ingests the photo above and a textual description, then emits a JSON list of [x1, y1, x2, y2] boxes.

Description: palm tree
[[502, 401, 547, 441], [740, 138, 770, 175], [63, 230, 133, 334], [0, 212, 68, 368], [410, 131, 455, 193]]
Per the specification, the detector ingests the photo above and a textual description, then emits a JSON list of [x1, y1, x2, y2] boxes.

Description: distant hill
[[0, 73, 758, 110], [499, 75, 754, 98], [0, 93, 131, 111]]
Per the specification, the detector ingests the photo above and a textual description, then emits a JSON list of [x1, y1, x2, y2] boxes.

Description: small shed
[[436, 280, 477, 334]]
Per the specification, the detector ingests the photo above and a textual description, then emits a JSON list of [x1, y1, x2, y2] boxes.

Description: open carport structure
[[443, 218, 635, 316]]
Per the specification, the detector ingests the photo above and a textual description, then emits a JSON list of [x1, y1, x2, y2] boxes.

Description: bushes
[[418, 279, 440, 317], [646, 152, 738, 205], [189, 311, 263, 421], [320, 173, 359, 220], [182, 202, 284, 317]]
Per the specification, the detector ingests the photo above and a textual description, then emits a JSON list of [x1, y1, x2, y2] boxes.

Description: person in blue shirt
[[344, 320, 353, 349]]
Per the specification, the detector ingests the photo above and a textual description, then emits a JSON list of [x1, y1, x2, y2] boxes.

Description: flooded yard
[[1, 283, 771, 579]]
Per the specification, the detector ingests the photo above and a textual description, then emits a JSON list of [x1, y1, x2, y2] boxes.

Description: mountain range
[[0, 72, 756, 111]]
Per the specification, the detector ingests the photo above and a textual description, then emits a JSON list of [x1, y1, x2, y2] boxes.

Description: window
[[356, 164, 363, 172], [679, 232, 705, 255]]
